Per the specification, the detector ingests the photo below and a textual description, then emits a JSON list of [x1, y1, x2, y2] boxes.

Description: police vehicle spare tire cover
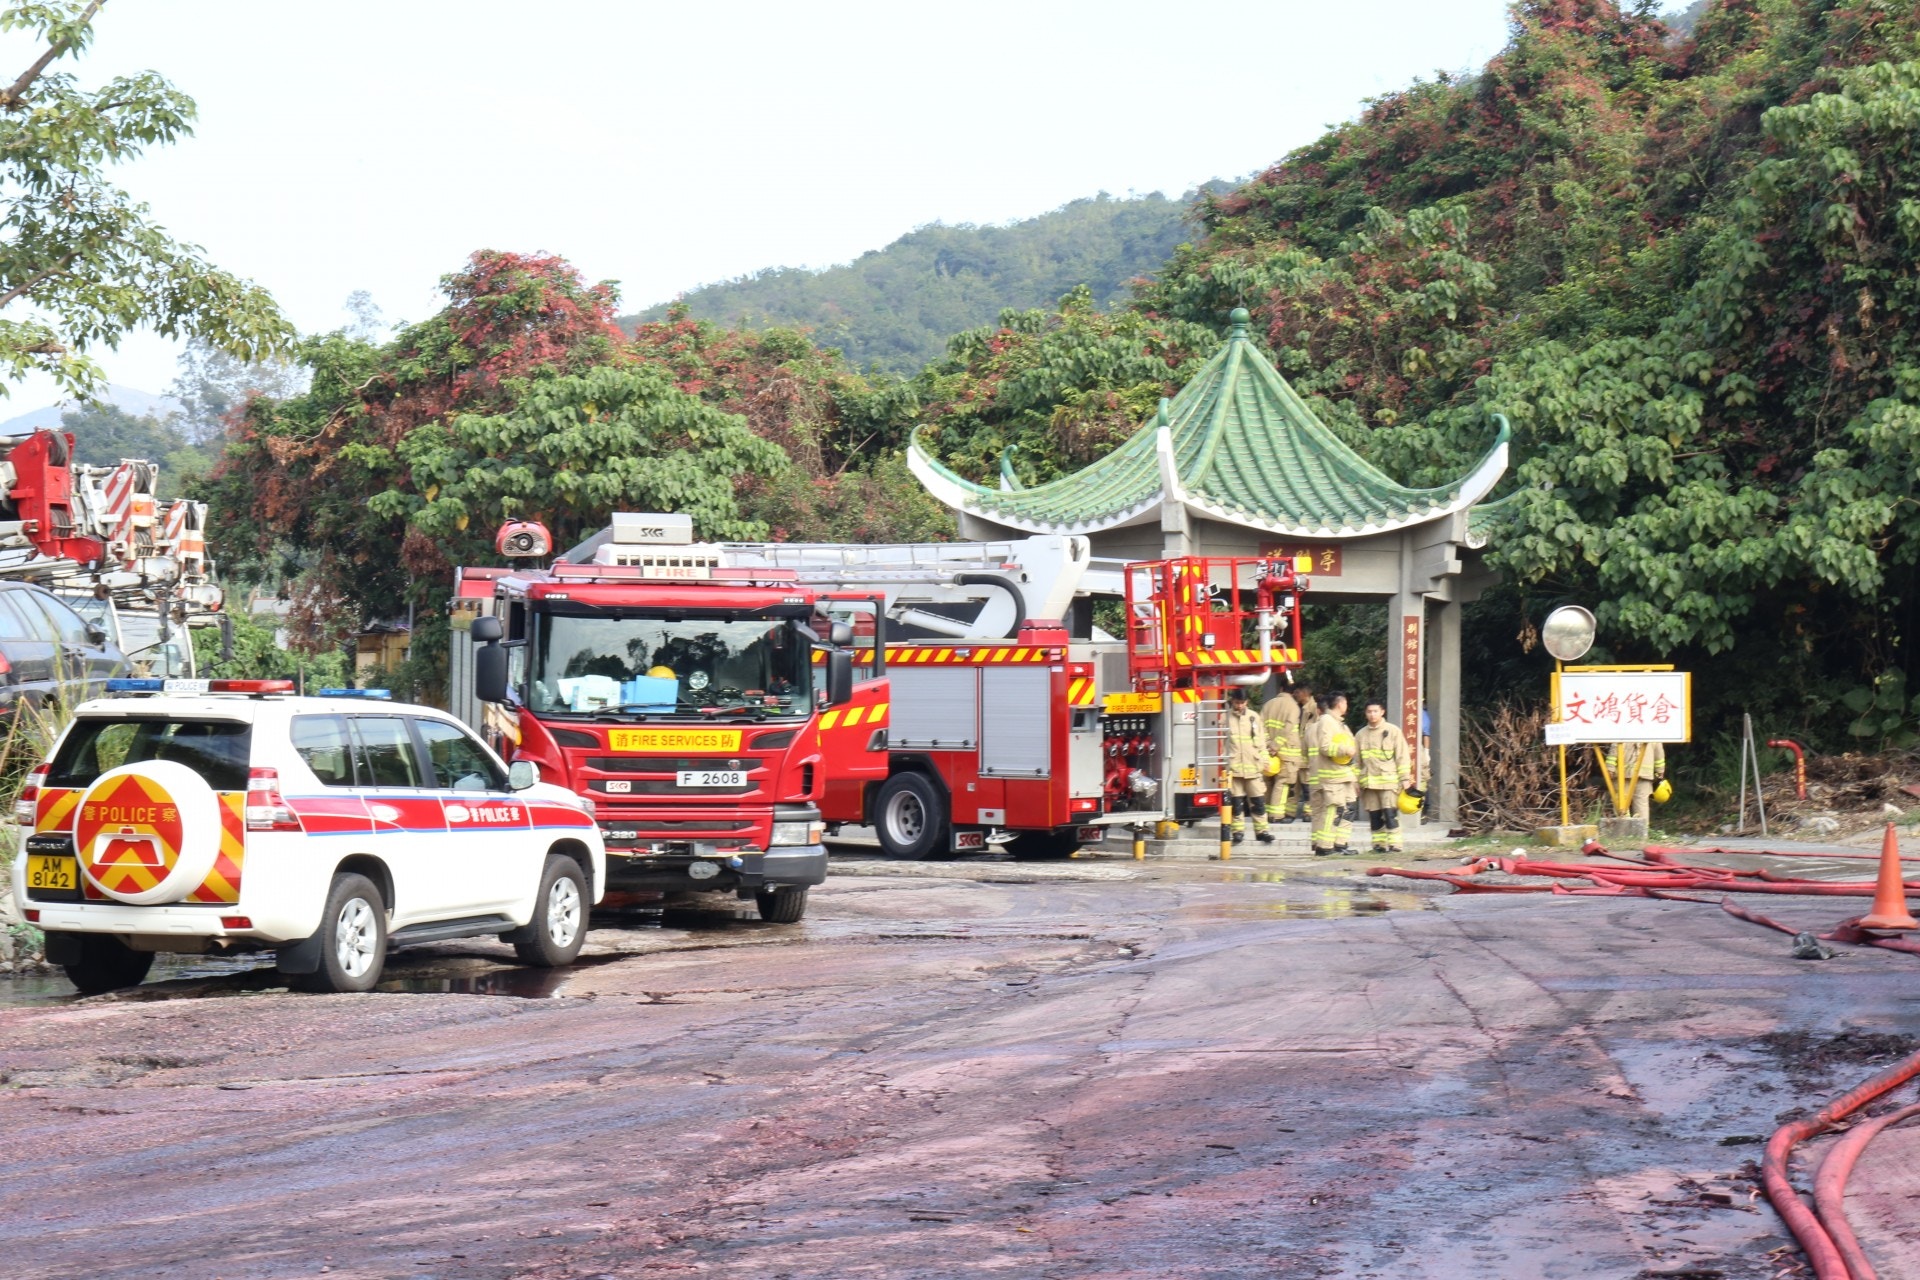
[[71, 760, 223, 905]]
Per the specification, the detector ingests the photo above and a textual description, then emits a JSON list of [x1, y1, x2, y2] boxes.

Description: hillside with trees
[[625, 194, 1195, 373]]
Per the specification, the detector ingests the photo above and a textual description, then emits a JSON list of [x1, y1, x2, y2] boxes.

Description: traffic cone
[[1857, 823, 1919, 931]]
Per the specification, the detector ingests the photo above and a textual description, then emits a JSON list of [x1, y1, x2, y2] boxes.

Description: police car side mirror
[[85, 623, 108, 647], [826, 649, 853, 707], [507, 760, 537, 791]]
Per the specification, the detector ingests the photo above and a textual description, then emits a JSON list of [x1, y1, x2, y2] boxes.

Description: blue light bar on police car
[[105, 678, 165, 693], [317, 688, 392, 699]]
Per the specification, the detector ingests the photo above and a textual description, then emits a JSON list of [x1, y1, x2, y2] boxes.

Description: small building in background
[[355, 619, 410, 675]]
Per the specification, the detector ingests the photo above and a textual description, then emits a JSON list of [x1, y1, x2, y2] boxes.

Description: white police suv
[[11, 679, 606, 994]]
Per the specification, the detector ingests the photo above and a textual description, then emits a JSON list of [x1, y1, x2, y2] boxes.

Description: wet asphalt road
[[4, 849, 1918, 1279]]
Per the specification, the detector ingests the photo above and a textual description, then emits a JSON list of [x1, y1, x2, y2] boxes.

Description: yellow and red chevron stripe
[[820, 700, 889, 732], [35, 786, 80, 834], [187, 794, 246, 904], [815, 645, 1056, 666], [1066, 677, 1096, 706], [1171, 648, 1300, 667]]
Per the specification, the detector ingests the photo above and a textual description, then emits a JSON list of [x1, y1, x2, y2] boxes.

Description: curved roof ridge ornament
[[1152, 398, 1186, 507], [998, 445, 1024, 492]]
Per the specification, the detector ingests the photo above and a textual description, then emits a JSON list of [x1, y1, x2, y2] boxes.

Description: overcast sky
[[2, 0, 1515, 406]]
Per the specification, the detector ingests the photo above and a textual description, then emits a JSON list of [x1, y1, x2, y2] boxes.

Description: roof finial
[[1228, 307, 1251, 338], [1155, 397, 1171, 427]]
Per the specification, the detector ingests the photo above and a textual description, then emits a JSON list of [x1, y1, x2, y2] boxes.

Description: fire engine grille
[[586, 757, 764, 774]]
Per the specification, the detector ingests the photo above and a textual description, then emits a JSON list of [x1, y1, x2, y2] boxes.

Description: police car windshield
[[528, 614, 812, 718], [48, 718, 253, 792]]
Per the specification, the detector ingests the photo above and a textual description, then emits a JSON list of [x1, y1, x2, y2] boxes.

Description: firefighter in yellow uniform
[[1262, 683, 1306, 826], [1602, 741, 1666, 820], [1356, 700, 1413, 853], [1309, 692, 1358, 855], [1224, 686, 1273, 844], [1278, 683, 1319, 823]]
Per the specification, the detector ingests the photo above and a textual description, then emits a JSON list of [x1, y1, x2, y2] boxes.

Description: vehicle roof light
[[105, 678, 165, 694], [317, 688, 392, 699], [208, 679, 295, 695]]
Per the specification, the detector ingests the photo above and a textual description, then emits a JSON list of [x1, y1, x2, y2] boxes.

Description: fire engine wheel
[[509, 854, 588, 967], [755, 885, 809, 923], [59, 933, 154, 995], [1004, 832, 1079, 861], [874, 771, 950, 859], [298, 873, 387, 994]]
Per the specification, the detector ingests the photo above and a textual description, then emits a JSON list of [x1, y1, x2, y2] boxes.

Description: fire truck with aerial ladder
[[0, 426, 225, 676], [453, 512, 1308, 915]]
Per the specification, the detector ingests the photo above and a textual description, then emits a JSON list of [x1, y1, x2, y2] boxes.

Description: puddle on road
[[375, 952, 629, 998], [1177, 881, 1434, 921]]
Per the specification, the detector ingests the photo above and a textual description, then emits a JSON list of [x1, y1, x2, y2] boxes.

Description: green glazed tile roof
[[909, 309, 1510, 538]]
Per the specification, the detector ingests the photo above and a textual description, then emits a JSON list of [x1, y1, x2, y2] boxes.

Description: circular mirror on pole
[[1542, 605, 1596, 664]]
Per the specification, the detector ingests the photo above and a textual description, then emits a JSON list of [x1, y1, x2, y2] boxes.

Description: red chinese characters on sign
[[1552, 672, 1691, 744], [1399, 615, 1420, 786], [1258, 542, 1342, 576]]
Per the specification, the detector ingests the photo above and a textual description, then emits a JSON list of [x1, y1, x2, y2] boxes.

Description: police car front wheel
[[506, 854, 588, 968]]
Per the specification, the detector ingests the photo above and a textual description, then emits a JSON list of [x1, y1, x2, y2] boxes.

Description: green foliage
[[400, 363, 785, 543], [1842, 668, 1920, 744], [915, 285, 1220, 488], [627, 194, 1196, 373], [0, 1, 288, 399], [192, 609, 347, 687]]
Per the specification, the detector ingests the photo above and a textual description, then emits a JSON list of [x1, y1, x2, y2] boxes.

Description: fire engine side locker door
[[979, 666, 1052, 828], [888, 666, 984, 824]]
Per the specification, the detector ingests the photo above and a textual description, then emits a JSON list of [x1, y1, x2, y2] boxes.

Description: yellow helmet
[[1263, 755, 1282, 778], [1653, 778, 1673, 804], [1397, 791, 1423, 815], [1328, 732, 1355, 766], [646, 665, 676, 679]]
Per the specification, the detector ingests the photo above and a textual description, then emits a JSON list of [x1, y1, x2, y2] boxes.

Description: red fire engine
[[455, 515, 1306, 881]]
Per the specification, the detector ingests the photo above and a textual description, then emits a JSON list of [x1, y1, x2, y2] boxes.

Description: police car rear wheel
[[511, 854, 587, 968], [60, 933, 155, 995], [305, 873, 387, 993]]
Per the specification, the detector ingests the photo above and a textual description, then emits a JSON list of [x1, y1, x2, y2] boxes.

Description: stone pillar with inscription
[[1388, 587, 1425, 817]]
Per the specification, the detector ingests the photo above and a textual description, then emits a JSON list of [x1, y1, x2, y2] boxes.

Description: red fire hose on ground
[[1369, 835, 1920, 1277], [1763, 1053, 1920, 1280]]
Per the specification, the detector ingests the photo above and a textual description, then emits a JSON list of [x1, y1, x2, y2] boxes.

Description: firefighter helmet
[[1653, 778, 1673, 804], [646, 665, 676, 679], [1328, 731, 1355, 766], [1397, 790, 1423, 815], [1263, 755, 1282, 778]]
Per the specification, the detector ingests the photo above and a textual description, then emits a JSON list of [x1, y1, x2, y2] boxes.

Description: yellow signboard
[[1103, 692, 1163, 714], [607, 729, 743, 753]]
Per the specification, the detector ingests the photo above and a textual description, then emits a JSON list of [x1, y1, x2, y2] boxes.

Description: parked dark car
[[0, 582, 128, 713]]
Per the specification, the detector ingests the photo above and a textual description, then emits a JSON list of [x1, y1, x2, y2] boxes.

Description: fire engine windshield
[[527, 613, 813, 718]]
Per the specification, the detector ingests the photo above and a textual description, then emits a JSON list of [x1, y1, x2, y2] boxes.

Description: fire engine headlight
[[770, 820, 825, 847]]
